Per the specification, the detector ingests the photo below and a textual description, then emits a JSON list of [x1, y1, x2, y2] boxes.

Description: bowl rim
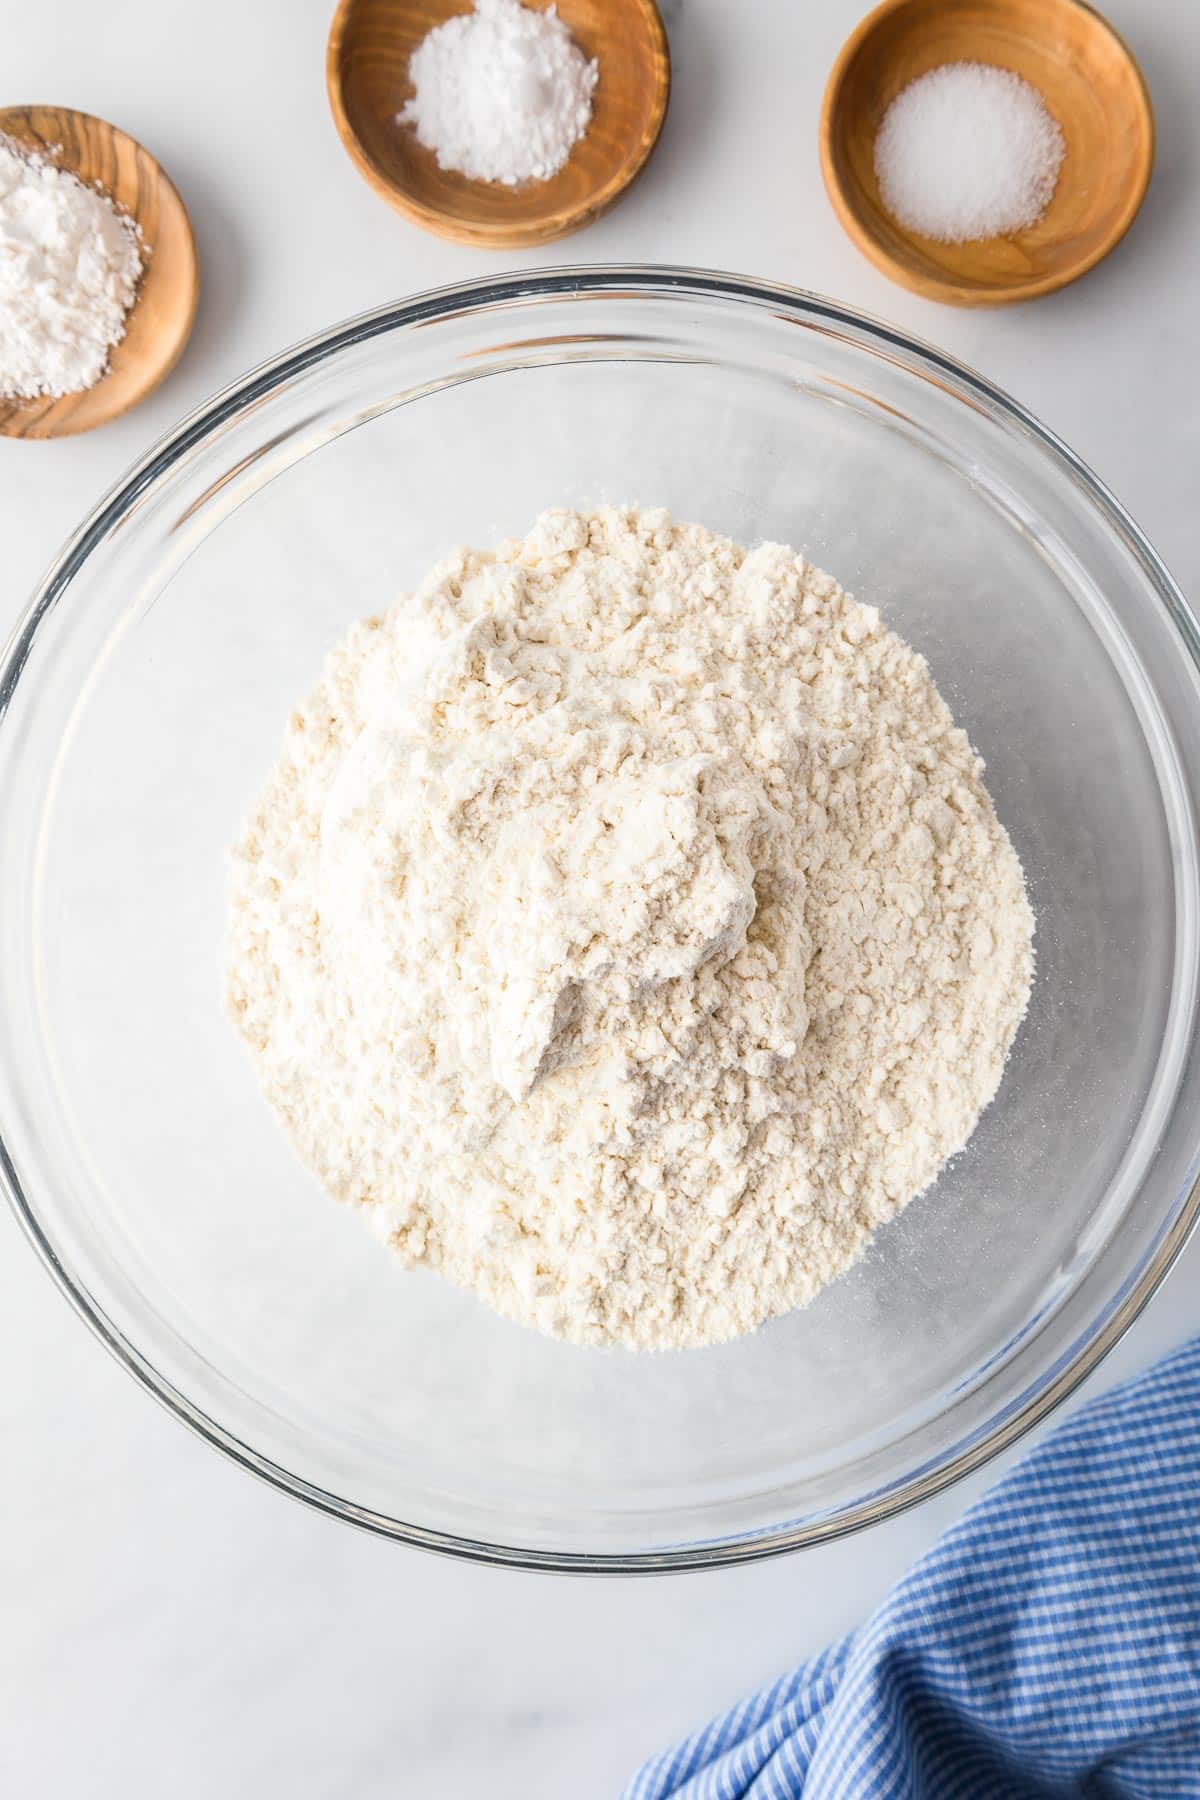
[[818, 0, 1157, 307], [325, 0, 671, 248], [2, 264, 1198, 1572]]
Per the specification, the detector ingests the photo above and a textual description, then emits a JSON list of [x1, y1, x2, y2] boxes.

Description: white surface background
[[3, 1, 1199, 1794]]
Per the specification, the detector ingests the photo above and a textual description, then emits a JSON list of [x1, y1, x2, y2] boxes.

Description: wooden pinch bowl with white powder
[[327, 0, 670, 246], [820, 0, 1154, 306], [0, 106, 198, 440]]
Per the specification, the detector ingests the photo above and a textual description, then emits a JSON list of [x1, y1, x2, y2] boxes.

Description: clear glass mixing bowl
[[3, 268, 1200, 1572]]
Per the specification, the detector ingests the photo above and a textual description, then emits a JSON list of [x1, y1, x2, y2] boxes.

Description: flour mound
[[227, 508, 1034, 1350]]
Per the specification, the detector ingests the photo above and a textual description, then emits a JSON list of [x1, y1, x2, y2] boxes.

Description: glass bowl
[[3, 267, 1199, 1572]]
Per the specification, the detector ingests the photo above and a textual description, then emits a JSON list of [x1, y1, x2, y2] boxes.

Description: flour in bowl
[[227, 507, 1034, 1350]]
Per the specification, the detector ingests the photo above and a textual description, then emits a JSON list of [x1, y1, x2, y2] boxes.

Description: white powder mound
[[0, 135, 143, 399], [874, 63, 1065, 244], [399, 0, 598, 185], [227, 508, 1034, 1351]]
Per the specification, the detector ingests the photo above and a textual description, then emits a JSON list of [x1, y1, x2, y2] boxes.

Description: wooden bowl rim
[[0, 105, 200, 439], [325, 0, 671, 248], [818, 0, 1156, 308]]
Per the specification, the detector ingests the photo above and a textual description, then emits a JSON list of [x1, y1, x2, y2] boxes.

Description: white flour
[[399, 0, 597, 185], [228, 508, 1034, 1351], [0, 135, 143, 399]]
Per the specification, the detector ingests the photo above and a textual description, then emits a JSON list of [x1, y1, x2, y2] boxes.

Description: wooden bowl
[[327, 0, 670, 247], [820, 0, 1155, 306], [0, 107, 199, 440]]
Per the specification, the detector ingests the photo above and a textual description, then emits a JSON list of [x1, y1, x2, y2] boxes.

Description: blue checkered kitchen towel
[[626, 1336, 1200, 1799]]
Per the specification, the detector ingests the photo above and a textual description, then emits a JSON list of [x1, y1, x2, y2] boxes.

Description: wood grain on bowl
[[327, 0, 671, 247]]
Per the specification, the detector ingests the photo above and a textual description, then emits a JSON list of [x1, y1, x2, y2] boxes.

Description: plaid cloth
[[626, 1336, 1200, 1799]]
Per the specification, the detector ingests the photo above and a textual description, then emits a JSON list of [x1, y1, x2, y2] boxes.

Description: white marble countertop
[[3, 0, 1199, 1793]]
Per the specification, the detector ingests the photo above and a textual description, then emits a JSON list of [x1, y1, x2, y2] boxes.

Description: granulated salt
[[874, 63, 1065, 244], [399, 0, 598, 186]]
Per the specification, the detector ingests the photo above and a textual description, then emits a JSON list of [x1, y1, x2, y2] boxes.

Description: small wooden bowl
[[0, 107, 199, 440], [327, 0, 670, 247], [820, 0, 1155, 306]]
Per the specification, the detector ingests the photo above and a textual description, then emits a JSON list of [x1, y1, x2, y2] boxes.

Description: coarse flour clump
[[227, 508, 1034, 1350]]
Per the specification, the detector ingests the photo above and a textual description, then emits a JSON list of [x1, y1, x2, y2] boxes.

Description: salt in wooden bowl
[[327, 0, 671, 248], [820, 0, 1155, 306]]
